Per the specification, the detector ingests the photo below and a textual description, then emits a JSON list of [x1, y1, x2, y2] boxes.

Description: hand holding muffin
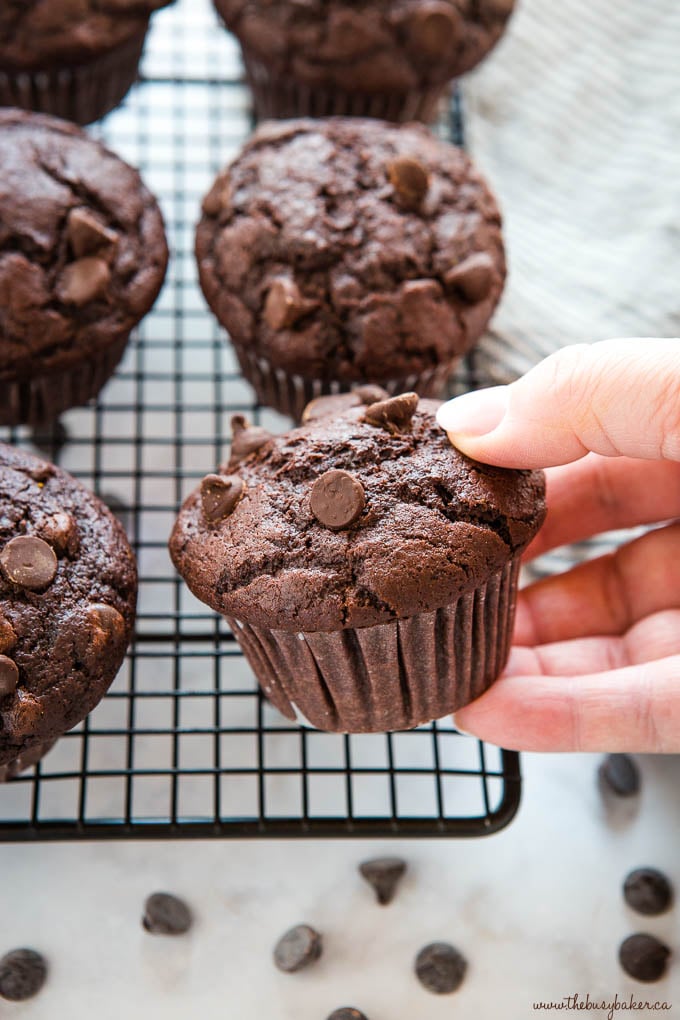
[[438, 338, 680, 752]]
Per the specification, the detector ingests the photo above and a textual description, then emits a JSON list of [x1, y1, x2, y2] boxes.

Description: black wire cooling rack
[[0, 0, 520, 841]]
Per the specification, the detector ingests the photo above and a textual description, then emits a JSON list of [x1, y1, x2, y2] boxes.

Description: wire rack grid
[[0, 0, 520, 841]]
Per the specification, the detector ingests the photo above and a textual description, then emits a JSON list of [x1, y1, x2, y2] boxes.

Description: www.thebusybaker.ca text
[[533, 992, 672, 1019]]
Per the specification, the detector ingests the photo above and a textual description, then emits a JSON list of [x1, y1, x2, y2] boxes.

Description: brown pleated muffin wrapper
[[233, 343, 459, 422], [243, 52, 449, 124], [0, 739, 57, 782], [1, 332, 130, 427], [0, 30, 147, 126], [226, 557, 520, 733]]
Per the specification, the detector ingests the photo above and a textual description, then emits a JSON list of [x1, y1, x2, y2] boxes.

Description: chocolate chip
[[273, 924, 322, 973], [619, 934, 670, 983], [0, 614, 16, 655], [202, 173, 232, 218], [201, 474, 245, 523], [230, 414, 273, 464], [264, 277, 311, 330], [143, 892, 193, 935], [362, 392, 419, 434], [39, 511, 79, 556], [599, 753, 640, 797], [86, 604, 126, 648], [353, 385, 390, 405], [302, 394, 356, 423], [415, 942, 467, 994], [0, 536, 58, 591], [0, 655, 19, 696], [310, 469, 366, 530], [57, 256, 111, 305], [359, 856, 407, 905], [623, 868, 673, 916], [327, 1010, 368, 1020], [444, 253, 495, 303], [387, 156, 430, 208], [408, 2, 461, 57], [0, 949, 47, 1002], [67, 207, 118, 259]]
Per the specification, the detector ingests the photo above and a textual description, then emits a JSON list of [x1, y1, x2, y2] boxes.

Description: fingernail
[[436, 386, 508, 437]]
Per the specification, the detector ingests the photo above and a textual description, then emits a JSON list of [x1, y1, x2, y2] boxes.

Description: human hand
[[436, 338, 680, 752]]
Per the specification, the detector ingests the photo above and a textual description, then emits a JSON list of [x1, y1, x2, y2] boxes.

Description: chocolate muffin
[[196, 118, 506, 421], [0, 109, 168, 427], [0, 0, 174, 125], [214, 0, 515, 123], [170, 394, 545, 733], [0, 443, 137, 777]]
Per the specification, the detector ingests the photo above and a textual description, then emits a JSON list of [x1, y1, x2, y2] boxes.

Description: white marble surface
[[2, 751, 678, 1018]]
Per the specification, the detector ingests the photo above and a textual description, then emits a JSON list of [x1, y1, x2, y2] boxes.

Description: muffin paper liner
[[1, 333, 131, 427], [0, 30, 147, 125], [226, 557, 521, 733], [0, 739, 56, 782], [243, 52, 448, 124], [233, 343, 459, 421]]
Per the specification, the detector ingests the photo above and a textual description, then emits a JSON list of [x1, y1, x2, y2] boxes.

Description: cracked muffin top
[[169, 395, 545, 633], [0, 0, 173, 69], [0, 109, 168, 380], [215, 0, 515, 92], [196, 118, 506, 384], [0, 443, 137, 767]]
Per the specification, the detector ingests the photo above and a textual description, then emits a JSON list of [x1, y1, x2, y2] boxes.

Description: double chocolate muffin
[[170, 394, 545, 733], [0, 109, 168, 426], [196, 118, 506, 421], [0, 444, 137, 777], [215, 0, 516, 122], [0, 0, 174, 125]]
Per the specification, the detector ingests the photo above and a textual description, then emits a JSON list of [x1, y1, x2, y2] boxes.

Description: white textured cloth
[[462, 0, 680, 383]]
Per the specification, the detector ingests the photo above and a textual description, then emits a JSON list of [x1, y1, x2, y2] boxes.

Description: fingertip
[[436, 386, 508, 439]]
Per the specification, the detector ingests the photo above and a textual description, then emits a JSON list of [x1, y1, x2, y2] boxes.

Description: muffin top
[[196, 118, 505, 384], [0, 443, 137, 766], [215, 0, 515, 91], [0, 1, 173, 69], [0, 109, 168, 381], [170, 395, 545, 633]]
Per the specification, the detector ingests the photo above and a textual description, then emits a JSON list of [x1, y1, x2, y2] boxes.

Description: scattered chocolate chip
[[0, 614, 16, 655], [86, 604, 126, 650], [142, 892, 193, 935], [408, 2, 461, 57], [415, 942, 467, 994], [56, 256, 111, 305], [0, 536, 58, 591], [39, 511, 79, 556], [310, 469, 366, 530], [327, 1010, 368, 1020], [0, 949, 47, 1002], [353, 385, 390, 405], [302, 394, 355, 423], [444, 253, 495, 303], [599, 753, 640, 797], [387, 156, 430, 208], [29, 419, 70, 459], [483, 0, 515, 16], [201, 474, 245, 523], [0, 655, 19, 696], [619, 934, 670, 983], [362, 392, 419, 434], [67, 207, 118, 259], [264, 277, 312, 330], [359, 856, 407, 905], [273, 924, 323, 974], [623, 868, 673, 916], [230, 414, 273, 464]]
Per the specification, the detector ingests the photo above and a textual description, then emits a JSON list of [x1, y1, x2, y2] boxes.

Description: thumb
[[436, 338, 680, 468]]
